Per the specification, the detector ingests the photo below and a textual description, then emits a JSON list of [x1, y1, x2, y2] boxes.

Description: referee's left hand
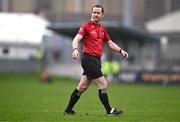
[[121, 49, 128, 59], [72, 49, 79, 60]]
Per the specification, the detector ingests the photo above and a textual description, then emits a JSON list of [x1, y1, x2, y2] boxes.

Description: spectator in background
[[111, 60, 121, 82], [36, 50, 52, 83], [102, 60, 111, 78]]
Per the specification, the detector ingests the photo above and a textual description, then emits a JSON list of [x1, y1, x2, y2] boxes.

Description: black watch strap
[[73, 48, 78, 50]]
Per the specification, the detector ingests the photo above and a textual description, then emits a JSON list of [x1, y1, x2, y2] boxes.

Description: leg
[[80, 54, 122, 115], [64, 75, 91, 114], [94, 76, 111, 113], [77, 75, 92, 92], [94, 76, 123, 115]]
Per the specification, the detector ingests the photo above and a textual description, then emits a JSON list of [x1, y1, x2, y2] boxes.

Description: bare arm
[[106, 40, 128, 59], [72, 34, 83, 60]]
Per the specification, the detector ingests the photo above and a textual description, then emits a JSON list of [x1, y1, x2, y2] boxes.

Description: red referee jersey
[[78, 20, 111, 57]]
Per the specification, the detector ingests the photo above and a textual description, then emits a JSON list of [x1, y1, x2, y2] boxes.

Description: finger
[[124, 53, 128, 58], [73, 56, 77, 60], [122, 52, 126, 57], [77, 53, 79, 59], [74, 53, 79, 60], [72, 54, 77, 60]]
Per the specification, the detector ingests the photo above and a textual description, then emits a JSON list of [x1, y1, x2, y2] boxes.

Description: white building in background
[[0, 13, 50, 44], [145, 11, 180, 70], [0, 12, 75, 73], [0, 13, 51, 60], [146, 10, 180, 33], [0, 13, 53, 72]]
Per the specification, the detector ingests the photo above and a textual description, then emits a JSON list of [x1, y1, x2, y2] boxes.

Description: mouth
[[93, 17, 98, 20], [93, 18, 98, 22]]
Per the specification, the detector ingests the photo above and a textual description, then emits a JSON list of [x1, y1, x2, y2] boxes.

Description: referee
[[64, 4, 128, 116]]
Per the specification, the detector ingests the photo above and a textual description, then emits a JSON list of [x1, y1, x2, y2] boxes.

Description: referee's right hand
[[72, 49, 79, 60]]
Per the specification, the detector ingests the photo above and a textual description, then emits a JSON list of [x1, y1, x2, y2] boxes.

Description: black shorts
[[81, 53, 103, 80]]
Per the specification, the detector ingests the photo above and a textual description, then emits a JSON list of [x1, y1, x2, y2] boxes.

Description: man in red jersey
[[64, 5, 128, 116]]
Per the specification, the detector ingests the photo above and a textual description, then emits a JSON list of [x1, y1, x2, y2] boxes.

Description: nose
[[94, 14, 99, 18]]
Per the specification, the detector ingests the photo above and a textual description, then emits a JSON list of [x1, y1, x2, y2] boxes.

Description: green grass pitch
[[0, 73, 180, 121]]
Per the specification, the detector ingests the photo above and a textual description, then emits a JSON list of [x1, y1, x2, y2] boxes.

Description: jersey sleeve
[[78, 23, 87, 36], [103, 28, 111, 42]]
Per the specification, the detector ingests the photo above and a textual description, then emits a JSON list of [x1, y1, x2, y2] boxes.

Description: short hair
[[92, 4, 104, 14]]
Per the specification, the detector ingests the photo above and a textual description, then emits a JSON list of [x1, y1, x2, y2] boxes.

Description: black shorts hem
[[82, 72, 103, 80]]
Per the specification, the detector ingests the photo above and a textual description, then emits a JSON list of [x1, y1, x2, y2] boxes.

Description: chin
[[92, 19, 98, 22], [93, 19, 99, 23]]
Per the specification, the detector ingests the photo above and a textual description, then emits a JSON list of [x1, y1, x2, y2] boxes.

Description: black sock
[[98, 89, 111, 113], [65, 89, 82, 112]]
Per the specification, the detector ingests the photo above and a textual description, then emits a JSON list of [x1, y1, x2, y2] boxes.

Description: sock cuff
[[99, 89, 107, 94], [75, 89, 82, 96]]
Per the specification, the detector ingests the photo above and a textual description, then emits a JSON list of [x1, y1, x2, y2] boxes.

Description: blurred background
[[0, 0, 180, 84]]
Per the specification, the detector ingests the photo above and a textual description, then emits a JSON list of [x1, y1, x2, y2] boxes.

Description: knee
[[98, 80, 108, 89], [102, 82, 108, 89], [77, 84, 88, 92]]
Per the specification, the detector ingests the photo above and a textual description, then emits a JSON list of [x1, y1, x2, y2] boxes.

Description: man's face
[[91, 7, 104, 23]]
